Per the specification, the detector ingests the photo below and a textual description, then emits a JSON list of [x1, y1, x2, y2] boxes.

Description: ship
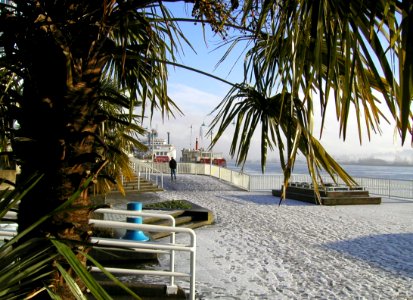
[[180, 138, 227, 167], [134, 130, 176, 163]]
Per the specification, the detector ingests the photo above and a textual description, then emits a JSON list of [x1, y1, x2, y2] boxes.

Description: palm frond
[[210, 84, 357, 201], [103, 3, 184, 121], [209, 0, 411, 202], [51, 239, 113, 300]]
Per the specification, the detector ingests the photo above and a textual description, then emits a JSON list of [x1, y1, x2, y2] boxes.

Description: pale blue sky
[[143, 3, 412, 165]]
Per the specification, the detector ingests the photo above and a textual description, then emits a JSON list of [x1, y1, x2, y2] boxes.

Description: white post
[[152, 130, 155, 171], [210, 151, 212, 176], [388, 179, 391, 198], [138, 163, 141, 190], [210, 131, 213, 176], [189, 244, 196, 300]]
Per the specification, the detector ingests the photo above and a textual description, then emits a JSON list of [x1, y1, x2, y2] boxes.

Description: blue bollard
[[122, 202, 149, 241]]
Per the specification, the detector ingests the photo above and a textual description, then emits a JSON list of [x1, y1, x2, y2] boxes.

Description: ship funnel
[[195, 138, 198, 150]]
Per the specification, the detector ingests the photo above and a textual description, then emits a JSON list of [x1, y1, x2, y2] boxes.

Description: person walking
[[169, 157, 177, 181]]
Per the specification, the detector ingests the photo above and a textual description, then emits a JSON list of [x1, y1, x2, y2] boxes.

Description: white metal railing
[[90, 208, 196, 299], [134, 160, 413, 200], [351, 177, 413, 199], [130, 159, 164, 189], [247, 174, 413, 199], [0, 226, 17, 240], [0, 209, 197, 299], [0, 211, 18, 241]]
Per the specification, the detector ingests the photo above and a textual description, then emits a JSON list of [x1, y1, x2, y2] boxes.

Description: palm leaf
[[399, 1, 413, 142], [210, 83, 357, 202], [228, 0, 412, 145], [51, 239, 112, 300], [83, 252, 142, 300], [209, 0, 411, 203], [55, 263, 87, 300], [0, 238, 56, 299]]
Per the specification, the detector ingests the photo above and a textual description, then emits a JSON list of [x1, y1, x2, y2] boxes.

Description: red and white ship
[[180, 138, 227, 167], [135, 130, 176, 163]]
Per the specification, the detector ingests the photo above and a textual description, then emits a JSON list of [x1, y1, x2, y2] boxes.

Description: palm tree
[[0, 1, 186, 297], [0, 0, 232, 297], [210, 0, 412, 198]]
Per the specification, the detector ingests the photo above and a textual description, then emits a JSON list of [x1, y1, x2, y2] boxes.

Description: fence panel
[[229, 172, 250, 190], [249, 175, 281, 191], [355, 177, 413, 199], [217, 168, 232, 182]]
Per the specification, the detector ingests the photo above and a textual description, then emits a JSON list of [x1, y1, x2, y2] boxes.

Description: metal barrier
[[0, 226, 16, 240], [129, 160, 164, 189], [0, 211, 18, 241], [1, 208, 197, 299], [90, 208, 197, 300], [133, 159, 413, 200]]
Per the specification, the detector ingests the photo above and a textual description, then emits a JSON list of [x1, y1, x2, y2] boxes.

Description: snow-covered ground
[[122, 174, 413, 299]]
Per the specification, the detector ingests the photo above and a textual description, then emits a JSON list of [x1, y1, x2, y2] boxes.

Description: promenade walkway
[[99, 173, 412, 299], [136, 174, 413, 299]]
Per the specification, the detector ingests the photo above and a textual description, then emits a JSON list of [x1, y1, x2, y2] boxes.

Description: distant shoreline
[[227, 160, 413, 180], [237, 159, 413, 167], [339, 160, 413, 167]]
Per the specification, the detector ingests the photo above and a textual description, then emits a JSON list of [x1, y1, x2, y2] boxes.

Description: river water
[[227, 160, 413, 181]]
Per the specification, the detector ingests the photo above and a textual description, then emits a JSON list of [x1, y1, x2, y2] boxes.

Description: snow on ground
[[122, 174, 413, 299]]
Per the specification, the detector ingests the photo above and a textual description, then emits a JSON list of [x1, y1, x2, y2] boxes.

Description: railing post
[[161, 173, 164, 188], [138, 164, 141, 190], [189, 242, 196, 300], [167, 211, 177, 295], [388, 179, 391, 198], [410, 180, 413, 199]]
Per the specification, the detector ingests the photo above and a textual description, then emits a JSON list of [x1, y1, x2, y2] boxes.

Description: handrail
[[134, 160, 413, 200], [94, 208, 176, 262], [4, 211, 17, 219], [94, 208, 175, 227], [1, 209, 196, 298], [130, 159, 164, 189], [90, 211, 197, 300], [0, 219, 17, 240], [94, 208, 177, 289], [0, 230, 16, 238]]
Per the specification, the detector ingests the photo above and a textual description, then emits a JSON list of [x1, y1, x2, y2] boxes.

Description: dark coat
[[169, 158, 177, 169]]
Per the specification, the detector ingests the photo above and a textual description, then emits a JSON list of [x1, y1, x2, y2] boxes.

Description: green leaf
[[55, 263, 87, 300], [51, 239, 112, 300], [83, 252, 142, 300]]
